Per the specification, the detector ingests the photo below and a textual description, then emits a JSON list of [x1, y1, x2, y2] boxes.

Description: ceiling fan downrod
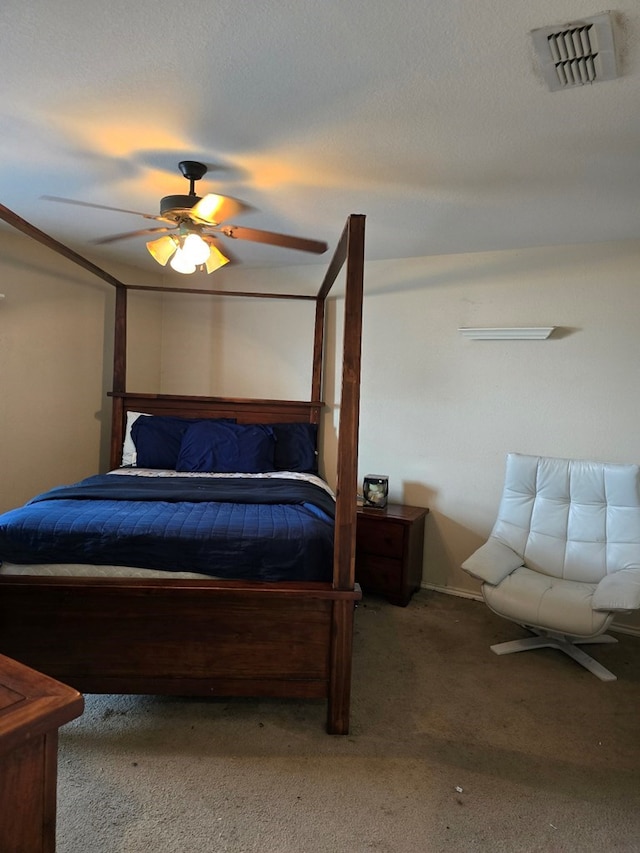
[[160, 161, 209, 217], [178, 160, 208, 195]]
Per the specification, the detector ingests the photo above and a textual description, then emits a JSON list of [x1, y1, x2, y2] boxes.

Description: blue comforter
[[0, 474, 335, 582]]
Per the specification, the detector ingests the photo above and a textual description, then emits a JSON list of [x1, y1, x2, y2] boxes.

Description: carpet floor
[[56, 591, 640, 852]]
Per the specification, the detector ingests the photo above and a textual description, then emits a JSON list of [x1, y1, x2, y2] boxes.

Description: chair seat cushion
[[482, 566, 611, 638]]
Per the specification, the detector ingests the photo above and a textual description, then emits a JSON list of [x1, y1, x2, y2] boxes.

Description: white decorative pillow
[[120, 411, 151, 467]]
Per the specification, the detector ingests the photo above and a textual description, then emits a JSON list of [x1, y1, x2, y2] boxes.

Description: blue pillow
[[176, 421, 276, 474], [271, 422, 318, 473], [131, 416, 235, 469]]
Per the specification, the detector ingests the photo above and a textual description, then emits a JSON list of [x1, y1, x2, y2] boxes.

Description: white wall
[[156, 239, 640, 632]]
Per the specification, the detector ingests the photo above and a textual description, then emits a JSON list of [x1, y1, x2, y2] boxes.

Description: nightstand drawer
[[355, 554, 403, 595], [356, 516, 405, 558], [355, 503, 429, 606]]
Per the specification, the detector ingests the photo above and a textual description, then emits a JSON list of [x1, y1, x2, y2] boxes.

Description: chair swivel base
[[490, 627, 618, 682]]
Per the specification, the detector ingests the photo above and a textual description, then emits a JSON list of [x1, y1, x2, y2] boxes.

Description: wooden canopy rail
[[0, 205, 366, 733]]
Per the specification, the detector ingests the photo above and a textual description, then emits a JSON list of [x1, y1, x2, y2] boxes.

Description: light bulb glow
[[169, 247, 197, 274], [181, 233, 211, 265]]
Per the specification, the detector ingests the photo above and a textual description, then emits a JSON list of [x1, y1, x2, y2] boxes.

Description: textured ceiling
[[1, 1, 639, 280]]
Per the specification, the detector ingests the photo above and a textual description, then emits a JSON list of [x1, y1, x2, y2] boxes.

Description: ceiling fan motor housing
[[160, 194, 200, 217]]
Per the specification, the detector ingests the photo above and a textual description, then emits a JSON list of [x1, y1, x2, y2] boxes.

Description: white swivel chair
[[462, 453, 640, 681]]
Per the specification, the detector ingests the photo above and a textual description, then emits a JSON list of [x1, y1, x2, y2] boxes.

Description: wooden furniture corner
[[0, 654, 84, 853]]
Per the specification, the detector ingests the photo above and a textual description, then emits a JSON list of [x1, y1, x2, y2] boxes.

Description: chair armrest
[[593, 569, 640, 612], [461, 538, 524, 586]]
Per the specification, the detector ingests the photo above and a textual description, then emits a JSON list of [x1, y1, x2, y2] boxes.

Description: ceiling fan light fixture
[[147, 231, 222, 275], [146, 234, 179, 266], [204, 242, 231, 274]]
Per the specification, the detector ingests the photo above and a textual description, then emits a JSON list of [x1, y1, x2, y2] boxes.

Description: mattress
[[0, 470, 335, 583], [0, 561, 210, 579]]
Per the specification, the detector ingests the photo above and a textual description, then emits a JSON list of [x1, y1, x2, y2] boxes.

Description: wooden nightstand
[[355, 503, 428, 606], [0, 654, 84, 853]]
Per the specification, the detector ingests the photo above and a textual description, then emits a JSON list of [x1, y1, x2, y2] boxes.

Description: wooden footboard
[[0, 576, 361, 734]]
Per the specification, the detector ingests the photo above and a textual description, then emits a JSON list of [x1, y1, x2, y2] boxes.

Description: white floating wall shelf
[[458, 327, 555, 340]]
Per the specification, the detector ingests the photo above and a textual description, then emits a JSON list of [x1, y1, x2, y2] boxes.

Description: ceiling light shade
[[181, 232, 211, 265], [205, 242, 231, 274], [147, 230, 229, 275], [169, 247, 197, 274], [146, 235, 178, 266]]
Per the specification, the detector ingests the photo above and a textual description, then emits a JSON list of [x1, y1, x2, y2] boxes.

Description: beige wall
[[0, 231, 162, 510], [155, 283, 316, 399], [2, 228, 639, 633]]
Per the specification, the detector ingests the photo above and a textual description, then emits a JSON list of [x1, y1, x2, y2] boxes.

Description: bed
[[0, 211, 365, 735]]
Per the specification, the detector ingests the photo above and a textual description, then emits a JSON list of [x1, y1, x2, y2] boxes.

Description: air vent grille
[[531, 12, 619, 91]]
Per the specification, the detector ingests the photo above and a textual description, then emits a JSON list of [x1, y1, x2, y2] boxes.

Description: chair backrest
[[491, 453, 640, 583]]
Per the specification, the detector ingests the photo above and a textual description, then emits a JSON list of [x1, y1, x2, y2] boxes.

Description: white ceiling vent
[[531, 11, 619, 91]]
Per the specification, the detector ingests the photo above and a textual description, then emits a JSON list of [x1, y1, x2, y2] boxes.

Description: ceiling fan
[[42, 161, 328, 274]]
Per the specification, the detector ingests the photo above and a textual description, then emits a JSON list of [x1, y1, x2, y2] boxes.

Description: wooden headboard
[[108, 392, 323, 471]]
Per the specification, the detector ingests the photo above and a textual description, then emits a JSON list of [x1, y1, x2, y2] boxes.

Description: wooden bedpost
[[332, 213, 365, 591], [311, 296, 325, 406], [109, 286, 128, 469], [326, 213, 365, 735]]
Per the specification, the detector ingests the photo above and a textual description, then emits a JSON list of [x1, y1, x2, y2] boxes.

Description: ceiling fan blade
[[41, 195, 160, 220], [92, 226, 176, 245], [190, 193, 252, 225], [216, 225, 328, 254]]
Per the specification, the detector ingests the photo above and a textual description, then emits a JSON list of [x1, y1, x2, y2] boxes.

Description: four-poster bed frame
[[0, 205, 365, 734]]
